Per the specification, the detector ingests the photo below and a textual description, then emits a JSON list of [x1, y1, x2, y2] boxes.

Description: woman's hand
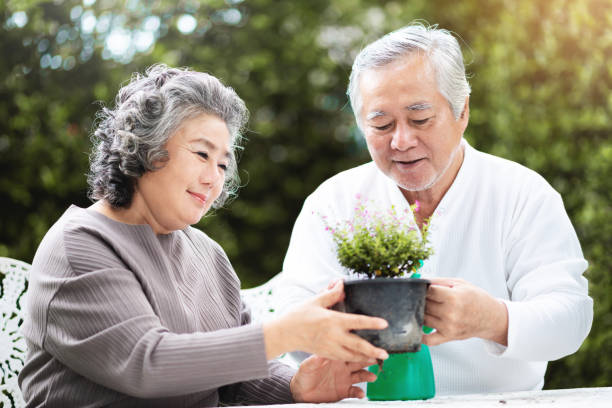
[[263, 280, 389, 363], [290, 355, 377, 402]]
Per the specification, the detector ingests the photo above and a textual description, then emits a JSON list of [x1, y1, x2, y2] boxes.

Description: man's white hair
[[347, 22, 471, 127]]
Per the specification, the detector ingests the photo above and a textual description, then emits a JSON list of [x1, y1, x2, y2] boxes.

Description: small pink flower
[[414, 200, 421, 213]]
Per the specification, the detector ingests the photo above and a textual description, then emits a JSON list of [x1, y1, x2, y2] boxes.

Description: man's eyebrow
[[190, 138, 231, 158], [366, 103, 432, 121], [406, 103, 432, 111], [366, 111, 386, 121]]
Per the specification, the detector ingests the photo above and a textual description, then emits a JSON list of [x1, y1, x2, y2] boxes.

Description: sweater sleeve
[[218, 297, 296, 405], [488, 179, 593, 361], [43, 264, 271, 399]]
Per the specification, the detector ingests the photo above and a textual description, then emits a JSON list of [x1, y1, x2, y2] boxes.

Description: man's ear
[[460, 96, 469, 119]]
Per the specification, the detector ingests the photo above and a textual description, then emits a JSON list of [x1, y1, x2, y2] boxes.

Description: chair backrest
[[240, 273, 298, 368], [0, 257, 29, 408], [240, 273, 283, 324]]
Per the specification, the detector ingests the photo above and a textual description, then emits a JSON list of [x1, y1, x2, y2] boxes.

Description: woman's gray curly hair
[[88, 64, 248, 209]]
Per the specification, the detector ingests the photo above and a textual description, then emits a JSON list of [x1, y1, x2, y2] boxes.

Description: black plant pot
[[334, 278, 430, 353]]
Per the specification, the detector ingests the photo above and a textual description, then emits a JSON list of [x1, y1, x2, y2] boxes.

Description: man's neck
[[401, 144, 465, 229]]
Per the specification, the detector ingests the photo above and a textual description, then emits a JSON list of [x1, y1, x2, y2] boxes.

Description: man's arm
[[424, 181, 592, 361]]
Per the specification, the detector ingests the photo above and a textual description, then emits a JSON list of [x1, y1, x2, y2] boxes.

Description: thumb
[[313, 279, 345, 308]]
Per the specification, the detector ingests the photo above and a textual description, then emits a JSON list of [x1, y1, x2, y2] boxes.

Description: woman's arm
[[42, 267, 271, 399]]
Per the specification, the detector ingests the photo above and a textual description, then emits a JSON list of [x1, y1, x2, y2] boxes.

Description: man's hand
[[423, 277, 508, 346], [290, 355, 377, 403]]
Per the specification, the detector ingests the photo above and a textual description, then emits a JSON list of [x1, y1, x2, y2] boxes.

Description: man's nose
[[390, 123, 418, 151]]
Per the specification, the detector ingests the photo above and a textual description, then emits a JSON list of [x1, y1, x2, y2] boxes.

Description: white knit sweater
[[278, 139, 592, 395]]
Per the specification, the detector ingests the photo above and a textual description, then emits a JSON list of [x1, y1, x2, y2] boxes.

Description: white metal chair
[[0, 257, 29, 408], [240, 273, 298, 368], [240, 273, 284, 324]]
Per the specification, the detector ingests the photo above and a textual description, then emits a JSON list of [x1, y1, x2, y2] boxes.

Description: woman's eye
[[218, 164, 228, 171]]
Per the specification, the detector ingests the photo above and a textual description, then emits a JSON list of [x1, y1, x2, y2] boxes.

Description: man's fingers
[[424, 300, 445, 319], [427, 284, 454, 302], [424, 312, 443, 329], [427, 277, 462, 287], [423, 331, 449, 346]]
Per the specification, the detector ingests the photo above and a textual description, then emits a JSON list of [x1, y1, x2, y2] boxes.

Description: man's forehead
[[365, 103, 433, 120]]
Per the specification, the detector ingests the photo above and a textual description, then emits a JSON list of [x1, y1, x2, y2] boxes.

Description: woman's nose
[[200, 161, 224, 185]]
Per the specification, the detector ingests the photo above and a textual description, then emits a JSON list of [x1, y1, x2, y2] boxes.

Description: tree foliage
[[1, 0, 610, 388]]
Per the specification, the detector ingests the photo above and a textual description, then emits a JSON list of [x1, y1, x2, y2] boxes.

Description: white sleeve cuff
[[483, 298, 510, 357]]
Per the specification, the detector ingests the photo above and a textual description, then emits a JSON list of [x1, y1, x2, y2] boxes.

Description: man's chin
[[392, 173, 438, 193]]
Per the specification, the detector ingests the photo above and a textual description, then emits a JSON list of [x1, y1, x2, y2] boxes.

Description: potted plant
[[324, 198, 433, 353]]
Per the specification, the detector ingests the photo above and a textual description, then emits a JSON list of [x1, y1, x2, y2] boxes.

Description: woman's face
[[134, 113, 231, 234]]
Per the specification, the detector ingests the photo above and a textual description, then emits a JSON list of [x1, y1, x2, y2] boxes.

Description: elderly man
[[278, 23, 593, 395]]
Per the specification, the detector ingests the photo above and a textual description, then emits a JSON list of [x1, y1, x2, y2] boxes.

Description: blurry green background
[[1, 0, 610, 389]]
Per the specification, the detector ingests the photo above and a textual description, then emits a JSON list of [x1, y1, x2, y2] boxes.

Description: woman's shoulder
[[36, 205, 154, 277], [182, 226, 228, 260]]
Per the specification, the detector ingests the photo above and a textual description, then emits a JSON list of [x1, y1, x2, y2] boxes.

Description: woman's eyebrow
[[190, 138, 231, 158]]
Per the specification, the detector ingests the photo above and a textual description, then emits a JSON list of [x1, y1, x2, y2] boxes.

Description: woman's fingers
[[349, 386, 366, 399], [346, 360, 377, 371], [340, 311, 388, 331], [313, 279, 345, 308], [339, 331, 388, 361], [351, 369, 377, 384]]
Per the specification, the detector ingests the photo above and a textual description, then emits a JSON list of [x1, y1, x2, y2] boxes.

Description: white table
[[262, 387, 612, 407]]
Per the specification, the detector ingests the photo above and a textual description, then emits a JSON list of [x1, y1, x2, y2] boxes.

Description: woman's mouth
[[188, 191, 208, 205]]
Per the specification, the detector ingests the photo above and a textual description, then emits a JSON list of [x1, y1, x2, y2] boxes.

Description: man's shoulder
[[299, 162, 395, 220], [469, 145, 555, 194], [310, 161, 385, 197]]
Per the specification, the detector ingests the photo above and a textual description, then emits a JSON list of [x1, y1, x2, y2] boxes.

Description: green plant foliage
[[325, 202, 432, 278], [0, 0, 610, 389]]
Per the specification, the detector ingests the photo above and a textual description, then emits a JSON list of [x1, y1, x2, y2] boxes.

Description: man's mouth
[[395, 158, 425, 166]]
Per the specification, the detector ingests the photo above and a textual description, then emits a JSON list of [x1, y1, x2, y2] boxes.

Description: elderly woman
[[18, 65, 389, 407]]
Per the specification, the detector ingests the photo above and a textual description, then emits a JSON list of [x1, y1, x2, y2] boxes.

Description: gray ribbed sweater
[[18, 205, 295, 407]]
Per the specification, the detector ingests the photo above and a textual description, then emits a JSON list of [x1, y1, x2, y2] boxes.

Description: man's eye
[[413, 118, 430, 126], [196, 152, 208, 159], [374, 123, 392, 131]]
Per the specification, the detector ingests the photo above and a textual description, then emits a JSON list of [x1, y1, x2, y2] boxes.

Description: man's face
[[358, 53, 469, 193]]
